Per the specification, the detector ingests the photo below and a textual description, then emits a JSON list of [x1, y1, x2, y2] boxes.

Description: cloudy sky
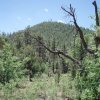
[[0, 0, 100, 33]]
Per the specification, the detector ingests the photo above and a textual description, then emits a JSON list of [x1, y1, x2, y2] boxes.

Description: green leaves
[[0, 43, 23, 84], [76, 52, 100, 99]]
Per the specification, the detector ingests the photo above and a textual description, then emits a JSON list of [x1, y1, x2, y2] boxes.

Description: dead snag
[[92, 1, 99, 26], [32, 36, 81, 65], [61, 4, 95, 54], [92, 1, 100, 51]]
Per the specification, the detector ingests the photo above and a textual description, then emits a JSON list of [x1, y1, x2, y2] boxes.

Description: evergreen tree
[[36, 36, 46, 61], [24, 26, 32, 45], [0, 42, 22, 84]]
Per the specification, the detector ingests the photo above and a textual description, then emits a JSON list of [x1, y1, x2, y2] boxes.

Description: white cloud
[[44, 8, 49, 12], [57, 20, 65, 23]]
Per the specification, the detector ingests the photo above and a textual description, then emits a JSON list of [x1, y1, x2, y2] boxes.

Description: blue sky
[[0, 0, 100, 33]]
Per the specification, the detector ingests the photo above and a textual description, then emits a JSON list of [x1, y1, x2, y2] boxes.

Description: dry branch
[[61, 4, 95, 54], [33, 36, 81, 65], [30, 1, 100, 65], [92, 1, 99, 26]]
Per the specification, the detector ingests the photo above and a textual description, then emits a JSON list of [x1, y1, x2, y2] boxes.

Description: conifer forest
[[0, 0, 100, 100]]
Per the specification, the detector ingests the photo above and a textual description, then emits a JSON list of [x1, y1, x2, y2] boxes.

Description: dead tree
[[32, 36, 81, 66], [92, 1, 100, 51], [61, 1, 100, 77], [60, 1, 99, 53], [92, 1, 99, 26], [61, 5, 95, 55], [31, 0, 100, 67]]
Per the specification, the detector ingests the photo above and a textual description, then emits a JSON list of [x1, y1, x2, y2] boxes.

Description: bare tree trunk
[[92, 1, 100, 51], [92, 1, 99, 26], [61, 4, 95, 54]]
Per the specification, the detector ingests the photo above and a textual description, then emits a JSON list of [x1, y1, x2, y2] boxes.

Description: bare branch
[[92, 0, 99, 26], [33, 36, 81, 65], [61, 6, 73, 16], [61, 4, 95, 54]]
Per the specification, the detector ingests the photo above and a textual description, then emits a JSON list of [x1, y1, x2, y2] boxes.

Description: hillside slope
[[9, 21, 92, 50]]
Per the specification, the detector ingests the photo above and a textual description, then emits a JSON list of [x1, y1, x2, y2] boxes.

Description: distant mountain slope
[[30, 22, 76, 47], [9, 21, 92, 50]]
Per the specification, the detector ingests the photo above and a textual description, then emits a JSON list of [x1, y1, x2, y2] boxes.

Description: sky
[[0, 0, 100, 33]]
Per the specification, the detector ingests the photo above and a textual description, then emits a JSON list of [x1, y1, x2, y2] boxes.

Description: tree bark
[[61, 5, 95, 54], [92, 1, 99, 26]]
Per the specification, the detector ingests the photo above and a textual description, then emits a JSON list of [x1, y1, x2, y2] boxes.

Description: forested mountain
[[7, 21, 94, 84], [0, 20, 99, 100], [0, 0, 100, 99], [9, 21, 92, 50], [10, 22, 74, 47]]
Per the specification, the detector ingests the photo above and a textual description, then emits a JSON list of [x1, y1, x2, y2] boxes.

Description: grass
[[0, 73, 78, 100]]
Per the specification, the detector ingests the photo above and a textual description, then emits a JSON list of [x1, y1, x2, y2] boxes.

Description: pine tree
[[36, 36, 46, 61], [24, 26, 32, 45]]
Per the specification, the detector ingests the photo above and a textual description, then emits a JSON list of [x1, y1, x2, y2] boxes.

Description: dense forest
[[0, 0, 100, 100]]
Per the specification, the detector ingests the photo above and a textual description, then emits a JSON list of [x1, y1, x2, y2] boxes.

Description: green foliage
[[0, 74, 77, 100], [75, 55, 100, 99], [0, 43, 23, 84], [0, 21, 99, 99], [96, 26, 100, 37], [23, 55, 48, 77]]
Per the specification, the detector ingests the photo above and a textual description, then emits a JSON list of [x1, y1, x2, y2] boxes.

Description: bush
[[0, 43, 23, 84]]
